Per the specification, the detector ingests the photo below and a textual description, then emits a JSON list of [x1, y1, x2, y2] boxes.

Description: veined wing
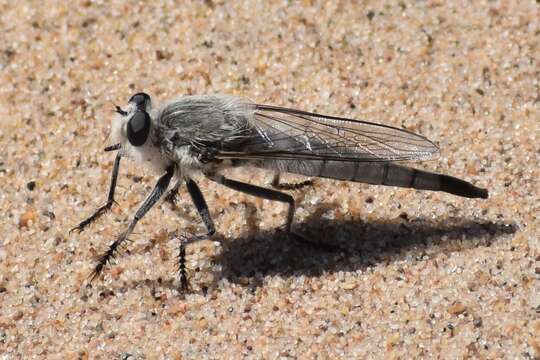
[[215, 104, 439, 162]]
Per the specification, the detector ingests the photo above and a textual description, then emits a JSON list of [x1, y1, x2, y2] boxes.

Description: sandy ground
[[0, 0, 539, 358]]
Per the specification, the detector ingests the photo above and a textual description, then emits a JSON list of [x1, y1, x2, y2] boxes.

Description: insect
[[72, 92, 488, 289]]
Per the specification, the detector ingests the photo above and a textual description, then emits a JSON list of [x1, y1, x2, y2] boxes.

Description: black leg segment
[[170, 178, 217, 291], [206, 173, 295, 233], [90, 165, 174, 280], [185, 178, 216, 239], [178, 238, 188, 291], [71, 153, 122, 234]]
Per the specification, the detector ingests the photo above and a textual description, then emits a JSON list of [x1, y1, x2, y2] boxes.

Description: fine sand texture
[[1, 1, 538, 358]]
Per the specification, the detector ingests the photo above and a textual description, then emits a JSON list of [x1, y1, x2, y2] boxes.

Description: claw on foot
[[70, 201, 116, 234]]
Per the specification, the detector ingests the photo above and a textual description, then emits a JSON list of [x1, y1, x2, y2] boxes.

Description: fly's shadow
[[215, 204, 517, 289]]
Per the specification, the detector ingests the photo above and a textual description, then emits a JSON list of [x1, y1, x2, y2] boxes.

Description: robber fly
[[72, 93, 488, 288]]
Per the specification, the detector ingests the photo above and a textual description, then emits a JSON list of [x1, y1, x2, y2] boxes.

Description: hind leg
[[271, 172, 314, 190]]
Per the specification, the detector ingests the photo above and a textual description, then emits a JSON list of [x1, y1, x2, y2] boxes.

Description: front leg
[[90, 165, 174, 281], [70, 153, 122, 234]]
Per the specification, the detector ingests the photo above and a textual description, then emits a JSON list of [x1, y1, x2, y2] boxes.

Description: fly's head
[[111, 92, 152, 146], [108, 92, 170, 173]]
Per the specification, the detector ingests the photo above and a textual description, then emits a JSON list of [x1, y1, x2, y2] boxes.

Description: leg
[[177, 236, 188, 291], [271, 171, 314, 191], [165, 179, 182, 205], [206, 172, 295, 233], [90, 166, 174, 281], [207, 172, 336, 250], [185, 178, 216, 240], [172, 178, 217, 291], [71, 153, 122, 234]]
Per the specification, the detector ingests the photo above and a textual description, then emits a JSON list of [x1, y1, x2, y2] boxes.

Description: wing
[[214, 104, 440, 163]]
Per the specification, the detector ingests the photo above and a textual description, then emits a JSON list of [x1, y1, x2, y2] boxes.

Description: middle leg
[[173, 177, 217, 291], [185, 177, 216, 240]]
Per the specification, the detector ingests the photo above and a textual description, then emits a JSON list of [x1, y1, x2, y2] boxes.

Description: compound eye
[[128, 92, 151, 111], [126, 111, 151, 146]]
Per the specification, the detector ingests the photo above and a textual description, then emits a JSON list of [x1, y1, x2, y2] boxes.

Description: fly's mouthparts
[[114, 105, 128, 116]]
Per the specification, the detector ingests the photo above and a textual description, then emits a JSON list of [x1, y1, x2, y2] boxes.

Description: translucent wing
[[215, 104, 439, 162]]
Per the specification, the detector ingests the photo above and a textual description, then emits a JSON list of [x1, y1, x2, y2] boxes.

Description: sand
[[0, 0, 538, 358]]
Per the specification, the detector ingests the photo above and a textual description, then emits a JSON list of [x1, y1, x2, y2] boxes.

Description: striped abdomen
[[255, 159, 488, 199]]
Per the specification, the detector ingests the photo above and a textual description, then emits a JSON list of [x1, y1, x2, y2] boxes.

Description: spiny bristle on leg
[[70, 201, 119, 234], [88, 233, 132, 282], [178, 243, 188, 292]]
